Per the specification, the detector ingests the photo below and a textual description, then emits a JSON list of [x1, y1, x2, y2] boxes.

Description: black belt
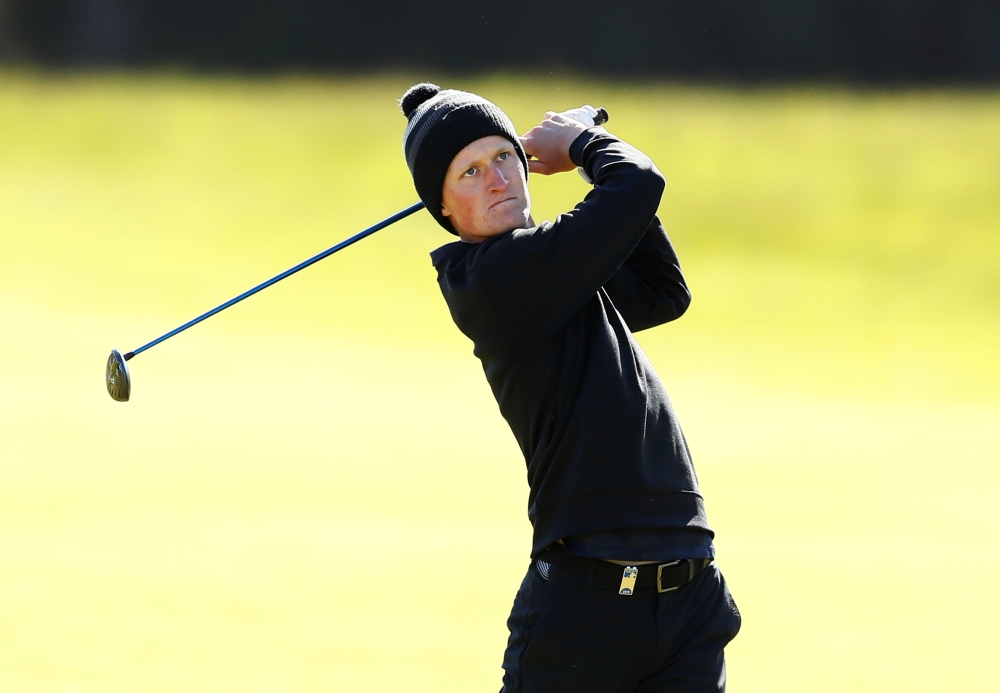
[[539, 546, 711, 594]]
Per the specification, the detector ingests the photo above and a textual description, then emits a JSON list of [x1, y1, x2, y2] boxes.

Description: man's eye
[[464, 167, 476, 176], [498, 152, 510, 160]]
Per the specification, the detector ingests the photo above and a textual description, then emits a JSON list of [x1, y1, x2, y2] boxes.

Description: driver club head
[[106, 348, 131, 402]]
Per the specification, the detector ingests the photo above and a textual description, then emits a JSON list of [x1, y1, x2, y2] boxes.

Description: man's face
[[441, 135, 531, 243]]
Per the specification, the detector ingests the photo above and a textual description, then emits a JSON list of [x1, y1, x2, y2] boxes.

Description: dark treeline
[[2, 0, 999, 83]]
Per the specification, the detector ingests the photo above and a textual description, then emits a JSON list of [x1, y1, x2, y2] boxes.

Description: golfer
[[400, 83, 740, 692]]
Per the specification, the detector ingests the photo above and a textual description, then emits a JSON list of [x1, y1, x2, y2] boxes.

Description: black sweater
[[430, 128, 711, 557]]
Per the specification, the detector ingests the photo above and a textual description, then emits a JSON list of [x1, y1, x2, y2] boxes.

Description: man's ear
[[441, 205, 451, 218]]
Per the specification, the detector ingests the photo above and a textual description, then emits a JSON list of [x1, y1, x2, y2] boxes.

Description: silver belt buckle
[[656, 560, 683, 593]]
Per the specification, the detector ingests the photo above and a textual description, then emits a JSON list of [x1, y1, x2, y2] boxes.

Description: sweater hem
[[529, 490, 712, 558]]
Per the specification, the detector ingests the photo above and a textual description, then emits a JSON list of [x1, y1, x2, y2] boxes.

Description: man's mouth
[[490, 197, 517, 210]]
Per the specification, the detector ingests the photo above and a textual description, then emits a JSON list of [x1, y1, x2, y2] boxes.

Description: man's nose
[[485, 163, 509, 191]]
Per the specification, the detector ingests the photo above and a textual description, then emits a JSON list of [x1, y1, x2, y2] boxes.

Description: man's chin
[[497, 206, 530, 232], [458, 207, 530, 242]]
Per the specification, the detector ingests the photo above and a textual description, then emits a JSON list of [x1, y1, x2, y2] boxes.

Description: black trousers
[[500, 555, 741, 693]]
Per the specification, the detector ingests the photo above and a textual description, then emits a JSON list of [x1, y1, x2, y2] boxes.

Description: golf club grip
[[563, 105, 609, 128]]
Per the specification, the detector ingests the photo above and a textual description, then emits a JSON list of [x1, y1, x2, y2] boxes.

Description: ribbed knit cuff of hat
[[400, 83, 529, 235]]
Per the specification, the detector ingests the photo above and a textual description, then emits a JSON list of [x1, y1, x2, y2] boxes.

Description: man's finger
[[527, 158, 554, 175], [519, 135, 536, 158]]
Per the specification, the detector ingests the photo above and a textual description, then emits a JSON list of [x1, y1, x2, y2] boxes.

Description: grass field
[[1, 72, 998, 692]]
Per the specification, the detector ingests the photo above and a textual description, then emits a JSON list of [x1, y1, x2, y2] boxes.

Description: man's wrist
[[569, 128, 606, 175]]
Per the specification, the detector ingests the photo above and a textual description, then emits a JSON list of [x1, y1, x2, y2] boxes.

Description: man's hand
[[520, 111, 589, 176]]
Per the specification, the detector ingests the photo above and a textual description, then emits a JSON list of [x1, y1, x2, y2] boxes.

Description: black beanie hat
[[400, 83, 529, 235]]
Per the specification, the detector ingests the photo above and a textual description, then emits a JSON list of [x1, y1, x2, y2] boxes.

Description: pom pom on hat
[[400, 83, 441, 120]]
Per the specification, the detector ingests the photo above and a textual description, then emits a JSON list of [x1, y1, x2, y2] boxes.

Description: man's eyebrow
[[457, 144, 513, 168]]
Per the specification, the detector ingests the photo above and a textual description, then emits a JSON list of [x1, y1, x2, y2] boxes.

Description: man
[[399, 83, 741, 693]]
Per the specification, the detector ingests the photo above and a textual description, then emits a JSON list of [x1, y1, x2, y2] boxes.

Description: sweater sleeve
[[603, 215, 691, 332], [471, 129, 666, 338]]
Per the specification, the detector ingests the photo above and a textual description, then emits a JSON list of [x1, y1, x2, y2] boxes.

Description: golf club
[[106, 201, 426, 402], [106, 104, 609, 402]]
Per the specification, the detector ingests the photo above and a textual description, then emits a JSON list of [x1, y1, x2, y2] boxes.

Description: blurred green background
[[1, 72, 998, 692]]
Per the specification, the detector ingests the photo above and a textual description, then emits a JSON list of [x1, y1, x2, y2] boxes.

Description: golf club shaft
[[125, 201, 426, 360]]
